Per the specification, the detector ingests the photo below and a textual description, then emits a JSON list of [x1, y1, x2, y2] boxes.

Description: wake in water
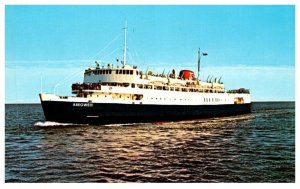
[[102, 122, 149, 127], [34, 114, 254, 128], [34, 121, 87, 127], [34, 121, 147, 127]]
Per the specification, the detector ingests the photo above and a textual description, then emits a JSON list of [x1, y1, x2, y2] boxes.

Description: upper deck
[[84, 64, 144, 84], [83, 63, 225, 91]]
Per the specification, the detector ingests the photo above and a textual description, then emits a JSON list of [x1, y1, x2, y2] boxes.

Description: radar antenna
[[122, 21, 128, 67]]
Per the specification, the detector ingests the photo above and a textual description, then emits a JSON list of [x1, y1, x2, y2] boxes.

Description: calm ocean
[[5, 102, 295, 182]]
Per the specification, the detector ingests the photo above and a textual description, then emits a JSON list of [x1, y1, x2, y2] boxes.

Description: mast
[[123, 21, 127, 67], [197, 48, 200, 80], [197, 48, 207, 81]]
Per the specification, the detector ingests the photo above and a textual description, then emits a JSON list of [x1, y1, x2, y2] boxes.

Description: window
[[109, 70, 112, 74], [126, 70, 129, 75], [144, 85, 152, 89], [123, 70, 126, 74], [130, 70, 133, 75], [156, 86, 162, 90]]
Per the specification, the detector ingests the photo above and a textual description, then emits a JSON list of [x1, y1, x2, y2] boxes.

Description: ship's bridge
[[83, 64, 143, 84]]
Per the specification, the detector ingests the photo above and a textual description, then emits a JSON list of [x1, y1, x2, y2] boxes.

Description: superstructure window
[[156, 86, 162, 90], [126, 70, 129, 75], [144, 85, 152, 89], [130, 70, 133, 75]]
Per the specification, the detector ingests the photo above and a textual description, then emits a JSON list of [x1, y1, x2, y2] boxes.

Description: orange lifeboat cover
[[179, 70, 195, 80]]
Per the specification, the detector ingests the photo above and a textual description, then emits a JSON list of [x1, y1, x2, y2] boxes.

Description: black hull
[[40, 101, 252, 125]]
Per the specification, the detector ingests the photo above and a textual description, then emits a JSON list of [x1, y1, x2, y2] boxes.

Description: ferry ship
[[39, 24, 251, 125]]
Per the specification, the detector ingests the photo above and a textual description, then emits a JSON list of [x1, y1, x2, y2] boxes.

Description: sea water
[[5, 102, 295, 182]]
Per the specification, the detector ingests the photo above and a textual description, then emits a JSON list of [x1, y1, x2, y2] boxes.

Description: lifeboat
[[179, 70, 195, 80]]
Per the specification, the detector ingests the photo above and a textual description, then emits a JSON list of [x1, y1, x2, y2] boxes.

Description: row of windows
[[76, 82, 224, 94], [204, 98, 224, 102], [86, 69, 138, 75], [148, 97, 225, 102], [81, 93, 226, 103], [115, 70, 136, 75], [131, 83, 224, 93], [90, 70, 112, 75]]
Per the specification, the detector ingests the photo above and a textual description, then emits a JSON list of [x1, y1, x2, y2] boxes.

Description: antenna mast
[[197, 48, 200, 80], [197, 48, 207, 81], [123, 21, 127, 67]]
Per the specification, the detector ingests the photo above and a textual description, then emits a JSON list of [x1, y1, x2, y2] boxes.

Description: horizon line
[[4, 100, 296, 105]]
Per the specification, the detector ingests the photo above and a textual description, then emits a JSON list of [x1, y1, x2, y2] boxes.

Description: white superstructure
[[41, 62, 250, 106]]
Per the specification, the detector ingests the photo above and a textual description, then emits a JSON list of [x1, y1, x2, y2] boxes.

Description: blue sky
[[5, 5, 295, 103]]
